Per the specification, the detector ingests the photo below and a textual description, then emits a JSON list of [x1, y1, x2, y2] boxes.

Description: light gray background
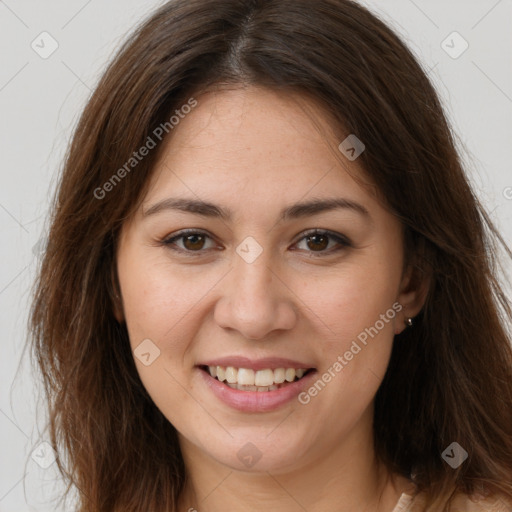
[[1, 0, 511, 510]]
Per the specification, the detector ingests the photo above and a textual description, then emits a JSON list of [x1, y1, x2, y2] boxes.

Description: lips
[[198, 356, 315, 371], [196, 356, 317, 412]]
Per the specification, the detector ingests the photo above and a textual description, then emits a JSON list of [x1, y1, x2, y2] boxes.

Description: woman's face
[[116, 86, 418, 474]]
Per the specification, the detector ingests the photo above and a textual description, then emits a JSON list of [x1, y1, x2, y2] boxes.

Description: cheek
[[118, 253, 213, 349], [300, 261, 400, 341], [295, 270, 398, 430], [296, 255, 400, 391], [117, 255, 207, 429]]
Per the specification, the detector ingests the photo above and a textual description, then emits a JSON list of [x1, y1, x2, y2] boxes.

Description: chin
[[200, 432, 313, 474]]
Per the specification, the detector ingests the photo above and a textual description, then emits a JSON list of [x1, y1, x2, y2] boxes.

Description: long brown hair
[[30, 0, 512, 510]]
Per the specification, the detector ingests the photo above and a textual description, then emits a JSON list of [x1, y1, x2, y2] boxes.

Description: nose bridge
[[214, 239, 296, 339], [232, 243, 276, 310], [232, 232, 274, 290]]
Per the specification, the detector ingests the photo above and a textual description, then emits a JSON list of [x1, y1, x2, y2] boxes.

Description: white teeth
[[285, 368, 296, 382], [216, 366, 226, 382], [255, 369, 274, 387], [225, 366, 238, 384], [237, 368, 255, 386], [273, 368, 286, 384], [206, 365, 310, 389]]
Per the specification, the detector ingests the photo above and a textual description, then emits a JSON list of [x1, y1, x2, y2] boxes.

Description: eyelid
[[161, 228, 352, 255], [162, 228, 219, 254], [290, 229, 353, 257], [294, 228, 352, 247]]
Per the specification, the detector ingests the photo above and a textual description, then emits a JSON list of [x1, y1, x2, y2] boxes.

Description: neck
[[177, 407, 408, 512]]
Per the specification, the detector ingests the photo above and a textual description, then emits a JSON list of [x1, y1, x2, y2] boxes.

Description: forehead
[[144, 86, 373, 205]]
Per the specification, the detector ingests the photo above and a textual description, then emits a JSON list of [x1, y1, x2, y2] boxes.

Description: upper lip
[[198, 356, 316, 371]]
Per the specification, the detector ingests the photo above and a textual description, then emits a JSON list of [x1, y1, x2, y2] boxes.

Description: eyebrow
[[142, 197, 370, 221]]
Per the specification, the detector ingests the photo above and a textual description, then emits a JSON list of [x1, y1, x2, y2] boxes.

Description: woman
[[30, 0, 512, 510]]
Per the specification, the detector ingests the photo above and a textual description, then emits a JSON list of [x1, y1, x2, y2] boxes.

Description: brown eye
[[182, 234, 206, 251], [163, 230, 217, 253], [294, 230, 352, 255], [305, 234, 329, 251]]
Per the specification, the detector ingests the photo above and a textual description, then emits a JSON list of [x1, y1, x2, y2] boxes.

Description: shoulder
[[451, 493, 512, 512], [405, 491, 512, 512]]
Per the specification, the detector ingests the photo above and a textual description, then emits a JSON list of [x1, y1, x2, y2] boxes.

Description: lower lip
[[197, 367, 317, 412]]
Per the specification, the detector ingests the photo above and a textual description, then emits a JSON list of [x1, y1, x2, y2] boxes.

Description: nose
[[213, 250, 297, 340]]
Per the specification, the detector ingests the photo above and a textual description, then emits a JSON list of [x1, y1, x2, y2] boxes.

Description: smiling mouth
[[199, 365, 316, 392]]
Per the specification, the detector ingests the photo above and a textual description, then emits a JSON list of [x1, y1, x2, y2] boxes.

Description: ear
[[394, 258, 431, 335]]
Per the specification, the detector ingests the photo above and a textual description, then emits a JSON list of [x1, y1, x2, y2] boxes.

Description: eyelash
[[161, 228, 352, 257]]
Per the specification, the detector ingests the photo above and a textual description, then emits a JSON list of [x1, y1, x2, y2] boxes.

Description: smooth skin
[[115, 85, 428, 512]]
